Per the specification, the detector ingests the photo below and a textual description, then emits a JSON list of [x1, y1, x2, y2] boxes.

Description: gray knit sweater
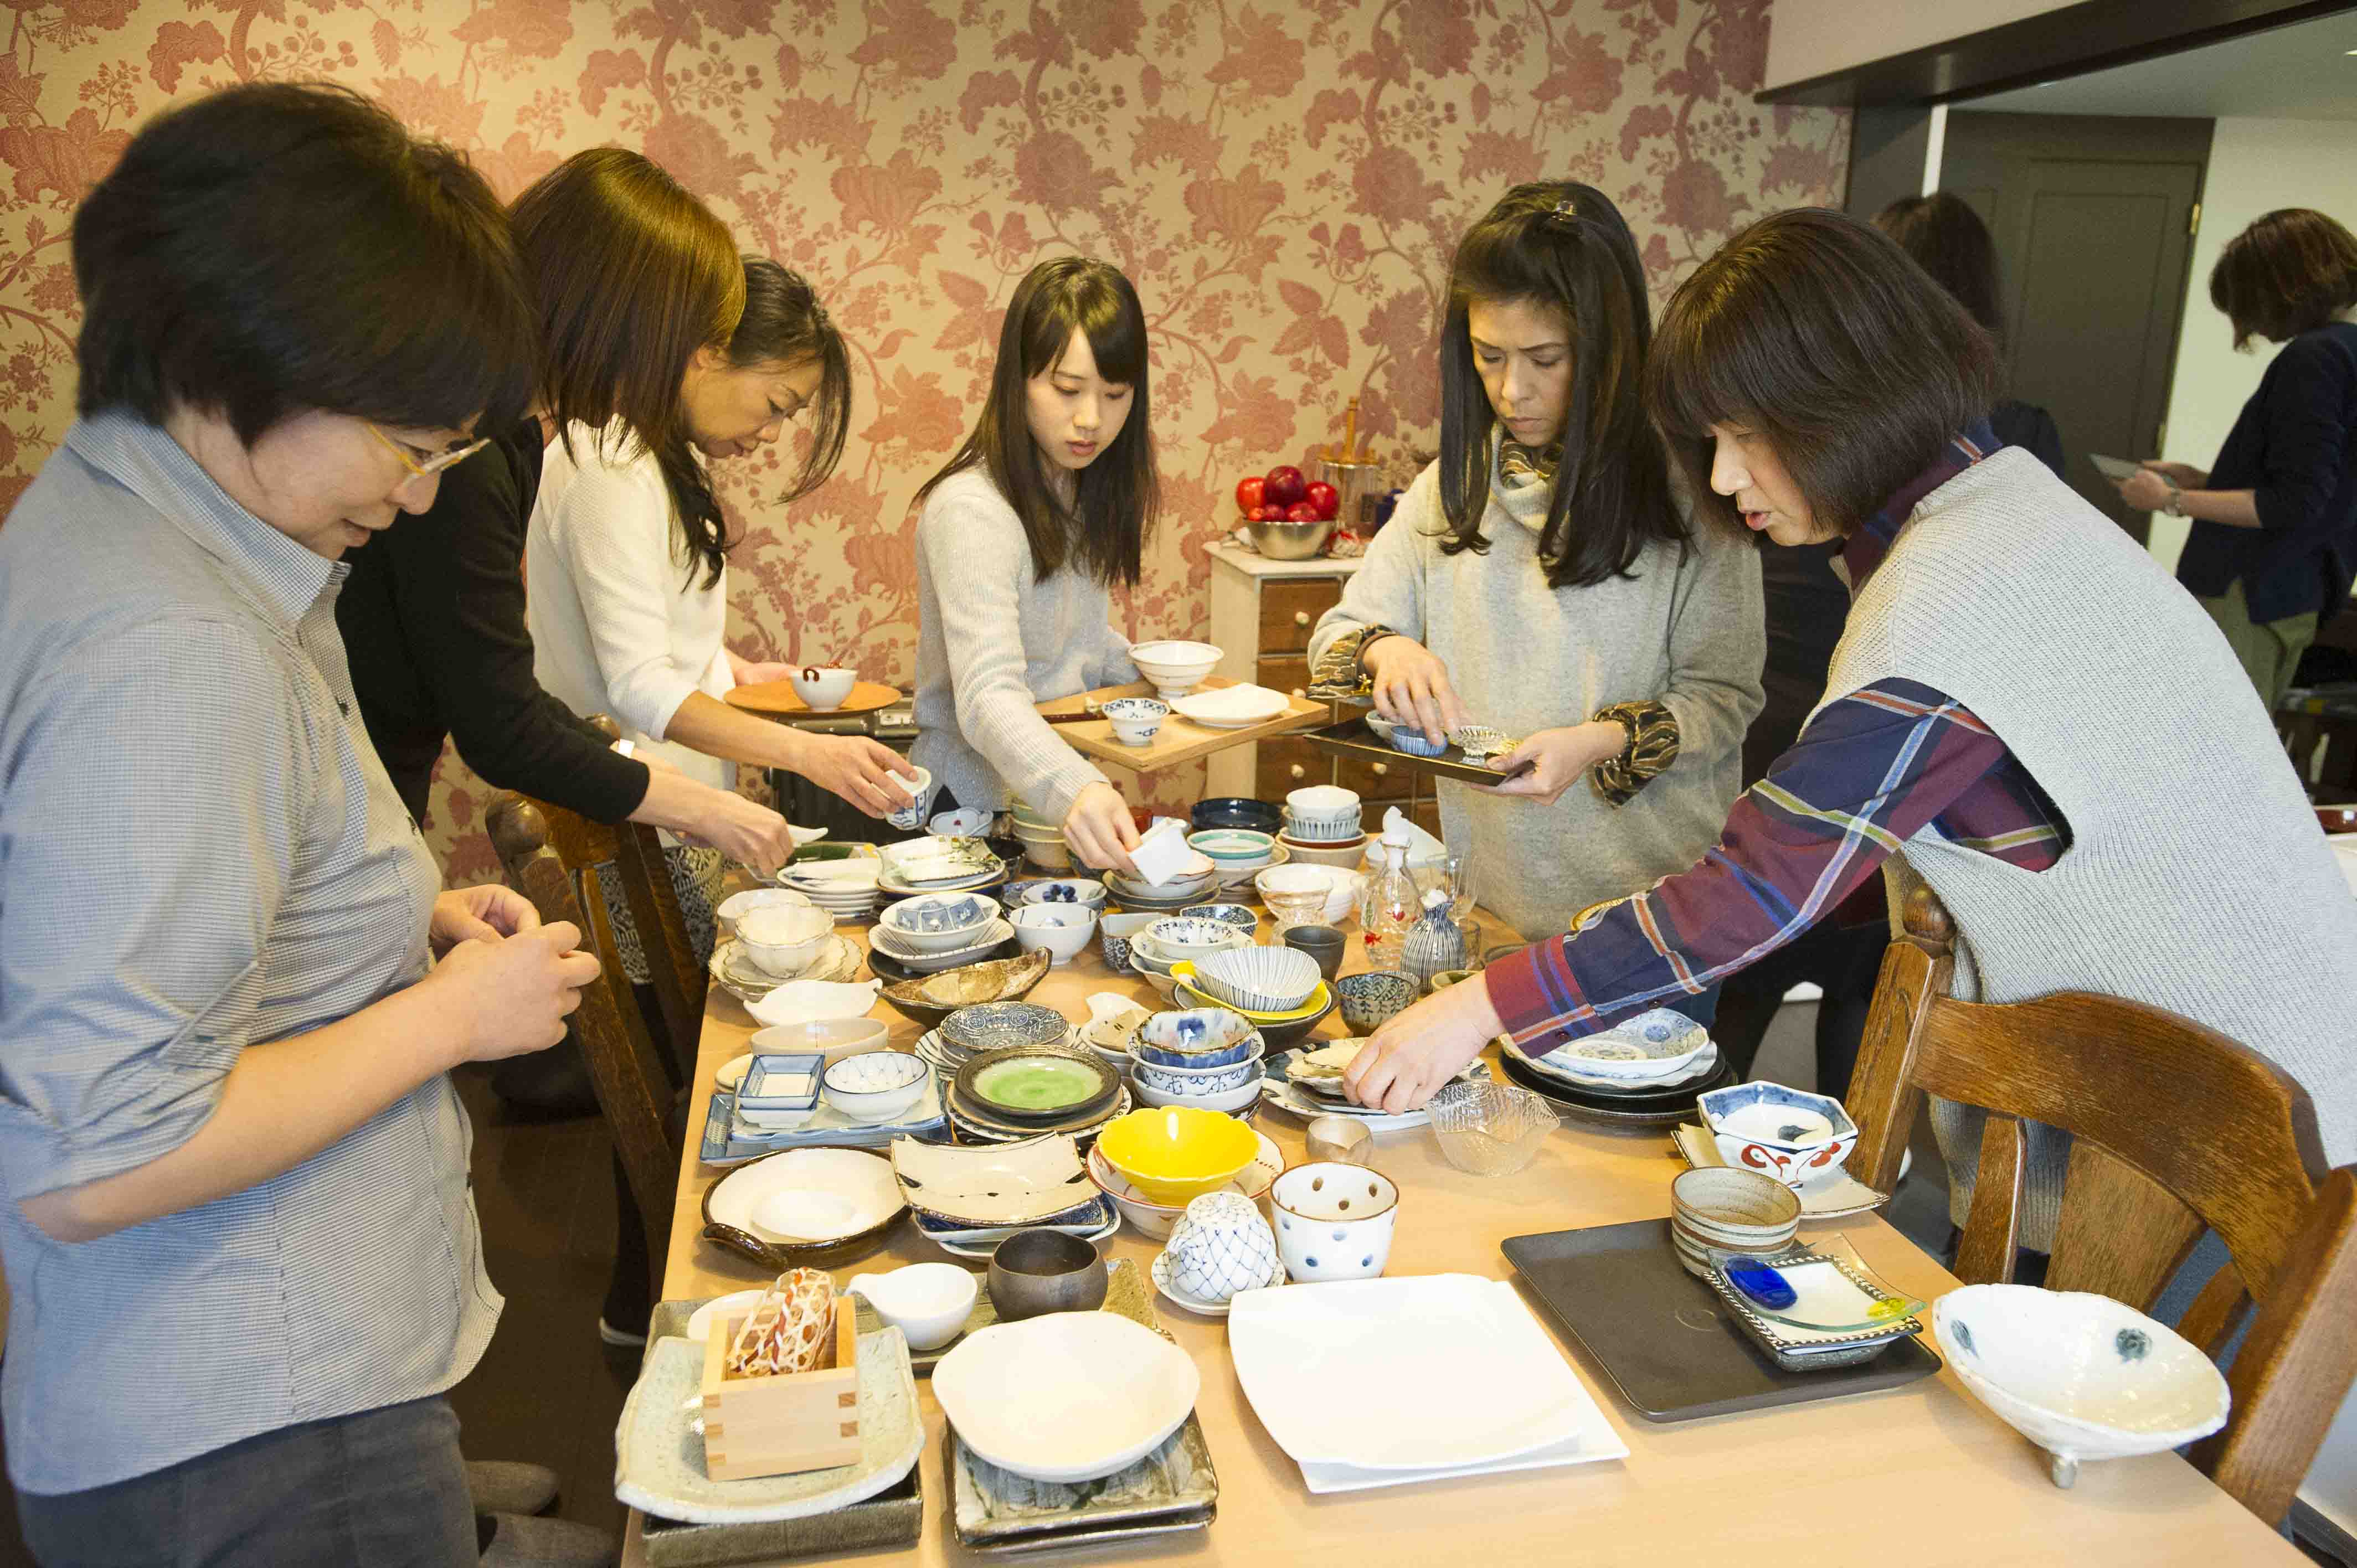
[[910, 467, 1139, 823], [1823, 449, 2357, 1247], [1308, 454, 1763, 941]]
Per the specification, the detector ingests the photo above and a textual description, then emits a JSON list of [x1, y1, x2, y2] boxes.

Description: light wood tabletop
[[622, 916, 2300, 1566], [1033, 677, 1329, 774]]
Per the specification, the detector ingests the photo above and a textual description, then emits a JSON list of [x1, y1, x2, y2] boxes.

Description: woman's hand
[[430, 884, 540, 955], [426, 923, 604, 1064], [1360, 637, 1469, 742], [1062, 782, 1141, 875], [1343, 974, 1506, 1114], [681, 789, 799, 875], [2142, 460, 2207, 489], [1480, 721, 1625, 806], [2115, 467, 2178, 512], [729, 655, 799, 688], [792, 733, 920, 818]]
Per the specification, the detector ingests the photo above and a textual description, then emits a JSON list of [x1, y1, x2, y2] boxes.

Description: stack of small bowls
[[1185, 828, 1282, 891], [1125, 1008, 1268, 1115], [1279, 785, 1368, 869], [1669, 1167, 1801, 1281], [1008, 801, 1071, 871]]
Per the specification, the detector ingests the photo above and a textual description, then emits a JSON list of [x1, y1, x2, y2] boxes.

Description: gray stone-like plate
[[947, 1417, 1217, 1551]]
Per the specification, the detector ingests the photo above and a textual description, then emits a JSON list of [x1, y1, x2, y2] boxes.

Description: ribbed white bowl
[[1191, 945, 1321, 1014]]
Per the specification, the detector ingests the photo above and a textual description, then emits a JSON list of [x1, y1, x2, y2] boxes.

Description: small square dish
[[1702, 1249, 1924, 1371]]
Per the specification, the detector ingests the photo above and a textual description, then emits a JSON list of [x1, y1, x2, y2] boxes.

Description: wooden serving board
[[1035, 676, 1330, 774], [726, 678, 901, 718]]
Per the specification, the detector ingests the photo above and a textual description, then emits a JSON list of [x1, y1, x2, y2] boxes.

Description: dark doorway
[[1940, 111, 2214, 544]]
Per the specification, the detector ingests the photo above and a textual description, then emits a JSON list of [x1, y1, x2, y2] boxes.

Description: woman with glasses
[[0, 83, 602, 1565]]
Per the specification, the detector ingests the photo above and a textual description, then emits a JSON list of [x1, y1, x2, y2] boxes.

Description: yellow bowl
[[1093, 1106, 1262, 1206], [1170, 967, 1332, 1024]]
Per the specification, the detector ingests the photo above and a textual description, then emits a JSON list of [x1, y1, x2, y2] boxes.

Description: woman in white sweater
[[1308, 183, 1763, 953], [910, 257, 1162, 873], [529, 259, 915, 973]]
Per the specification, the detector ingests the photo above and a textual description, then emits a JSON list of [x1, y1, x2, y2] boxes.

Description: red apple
[[1304, 480, 1339, 520], [1284, 502, 1320, 523], [1254, 504, 1286, 523], [1236, 476, 1265, 515], [1263, 465, 1308, 508]]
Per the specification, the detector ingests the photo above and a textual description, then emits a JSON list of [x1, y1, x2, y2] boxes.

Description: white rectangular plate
[[1229, 1276, 1603, 1470], [1295, 1422, 1626, 1494]]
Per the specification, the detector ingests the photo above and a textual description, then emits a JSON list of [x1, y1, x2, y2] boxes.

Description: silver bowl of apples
[[1244, 514, 1336, 560]]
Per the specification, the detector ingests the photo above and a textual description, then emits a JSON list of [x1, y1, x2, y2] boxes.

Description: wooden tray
[[1301, 714, 1533, 787], [727, 679, 901, 718], [1036, 677, 1329, 773]]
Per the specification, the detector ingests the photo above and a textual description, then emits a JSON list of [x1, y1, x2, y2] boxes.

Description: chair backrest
[[488, 792, 680, 1302], [577, 715, 708, 1080], [1849, 882, 2357, 1524]]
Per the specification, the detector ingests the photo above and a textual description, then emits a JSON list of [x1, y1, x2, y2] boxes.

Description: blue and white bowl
[[1021, 878, 1108, 909], [1697, 1080, 1859, 1190], [1190, 945, 1321, 1015], [1177, 902, 1258, 932], [1186, 828, 1275, 865], [1145, 916, 1249, 966], [1101, 696, 1170, 747], [1386, 726, 1448, 757], [1135, 1007, 1259, 1069], [1129, 1040, 1267, 1096], [1335, 969, 1418, 1033], [821, 1050, 929, 1124], [882, 891, 996, 935], [939, 1000, 1069, 1059]]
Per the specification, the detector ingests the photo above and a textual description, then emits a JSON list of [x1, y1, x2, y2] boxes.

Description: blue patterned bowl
[[1336, 970, 1419, 1033], [1135, 1007, 1259, 1068], [1177, 902, 1258, 932], [939, 1000, 1069, 1059], [1387, 727, 1448, 758]]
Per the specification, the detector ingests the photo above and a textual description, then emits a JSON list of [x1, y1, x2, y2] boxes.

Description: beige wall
[[2147, 116, 2357, 576], [0, 1, 1846, 875], [1765, 0, 2077, 92]]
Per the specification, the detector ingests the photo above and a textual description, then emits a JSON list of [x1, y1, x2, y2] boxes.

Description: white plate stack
[[780, 855, 886, 920]]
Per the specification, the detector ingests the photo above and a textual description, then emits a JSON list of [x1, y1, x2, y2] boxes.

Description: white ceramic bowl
[[716, 886, 814, 941], [1102, 696, 1169, 747], [821, 1049, 930, 1123], [845, 1262, 977, 1352], [878, 893, 1002, 952], [790, 666, 857, 709], [934, 1313, 1202, 1482], [1144, 917, 1251, 966], [929, 806, 993, 838], [1934, 1285, 2231, 1487], [1126, 639, 1222, 698], [736, 902, 836, 976], [749, 1016, 891, 1069], [1190, 945, 1321, 1014], [868, 917, 1016, 973], [1019, 878, 1107, 909], [1128, 1067, 1264, 1112], [1009, 903, 1098, 966]]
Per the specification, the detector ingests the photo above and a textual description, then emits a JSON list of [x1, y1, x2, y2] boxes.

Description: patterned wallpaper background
[[3, 0, 1844, 878]]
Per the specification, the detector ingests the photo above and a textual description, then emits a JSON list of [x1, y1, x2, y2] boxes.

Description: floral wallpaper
[[1, 0, 1844, 876]]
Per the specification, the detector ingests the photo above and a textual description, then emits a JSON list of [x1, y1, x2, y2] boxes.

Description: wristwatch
[[2160, 475, 2187, 517]]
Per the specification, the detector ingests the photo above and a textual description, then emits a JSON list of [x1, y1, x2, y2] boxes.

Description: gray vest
[[1818, 449, 2357, 1246]]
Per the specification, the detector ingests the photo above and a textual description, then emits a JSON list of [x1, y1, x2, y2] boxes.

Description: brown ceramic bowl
[[987, 1230, 1109, 1321]]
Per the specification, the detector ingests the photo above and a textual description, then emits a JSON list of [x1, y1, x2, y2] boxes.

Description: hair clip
[[1545, 197, 1581, 231]]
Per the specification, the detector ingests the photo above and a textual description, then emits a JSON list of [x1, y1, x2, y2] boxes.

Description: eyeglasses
[[366, 421, 490, 480]]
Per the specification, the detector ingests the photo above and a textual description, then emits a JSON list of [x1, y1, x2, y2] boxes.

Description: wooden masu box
[[698, 1297, 860, 1481]]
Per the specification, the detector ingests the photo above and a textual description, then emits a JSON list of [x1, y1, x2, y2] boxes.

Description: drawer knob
[[1293, 610, 1310, 627], [1289, 764, 1306, 780], [1371, 761, 1389, 776], [1291, 687, 1306, 699]]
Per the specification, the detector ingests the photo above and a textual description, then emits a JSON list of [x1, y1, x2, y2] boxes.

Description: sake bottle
[[1360, 827, 1421, 971]]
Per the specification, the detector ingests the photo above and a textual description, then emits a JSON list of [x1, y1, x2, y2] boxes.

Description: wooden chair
[[1849, 883, 2357, 1524], [572, 715, 710, 1077]]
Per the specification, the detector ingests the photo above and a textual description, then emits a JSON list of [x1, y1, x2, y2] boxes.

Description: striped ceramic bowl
[[1189, 945, 1321, 1015]]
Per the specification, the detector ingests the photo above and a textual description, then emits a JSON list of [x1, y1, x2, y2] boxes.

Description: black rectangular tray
[[1501, 1219, 1942, 1422], [1300, 715, 1534, 786]]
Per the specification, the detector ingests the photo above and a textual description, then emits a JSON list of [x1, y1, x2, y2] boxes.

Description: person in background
[[910, 256, 1160, 873], [1306, 182, 1762, 969], [528, 255, 856, 977], [2118, 207, 2357, 711], [1710, 192, 2072, 1091], [0, 83, 605, 1566], [1349, 212, 2356, 1291]]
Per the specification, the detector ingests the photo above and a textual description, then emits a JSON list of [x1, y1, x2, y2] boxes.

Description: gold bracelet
[[1589, 699, 1680, 807]]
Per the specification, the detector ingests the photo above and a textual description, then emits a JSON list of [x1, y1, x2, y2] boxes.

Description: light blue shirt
[[0, 412, 500, 1493]]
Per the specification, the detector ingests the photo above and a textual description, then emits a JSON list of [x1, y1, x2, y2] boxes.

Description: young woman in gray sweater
[[909, 257, 1161, 873], [1308, 183, 1763, 952]]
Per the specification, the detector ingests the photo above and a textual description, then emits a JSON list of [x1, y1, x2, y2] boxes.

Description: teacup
[[791, 666, 857, 709], [886, 766, 935, 831], [1282, 924, 1347, 982], [986, 1230, 1108, 1321], [1270, 1162, 1398, 1282], [1164, 1190, 1280, 1303], [846, 1261, 978, 1351], [1101, 697, 1169, 748]]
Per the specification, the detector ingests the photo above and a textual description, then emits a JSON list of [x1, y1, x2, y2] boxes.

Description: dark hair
[[1646, 208, 1998, 538], [1874, 192, 2005, 342], [71, 81, 534, 443], [916, 256, 1158, 587], [511, 148, 743, 582], [2209, 208, 2357, 350], [1435, 182, 1686, 588]]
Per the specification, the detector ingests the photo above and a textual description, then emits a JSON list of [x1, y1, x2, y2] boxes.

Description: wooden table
[[625, 921, 2299, 1566], [1035, 678, 1329, 774]]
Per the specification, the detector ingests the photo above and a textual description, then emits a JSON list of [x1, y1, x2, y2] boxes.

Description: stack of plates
[[869, 917, 1017, 974], [707, 933, 863, 1003], [1499, 1013, 1733, 1127], [1105, 866, 1220, 909], [910, 1030, 1131, 1145], [1258, 1045, 1489, 1131], [910, 1195, 1120, 1258], [780, 851, 886, 919], [877, 837, 1010, 898]]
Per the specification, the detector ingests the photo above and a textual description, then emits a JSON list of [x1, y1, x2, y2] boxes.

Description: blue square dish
[[738, 1051, 824, 1111]]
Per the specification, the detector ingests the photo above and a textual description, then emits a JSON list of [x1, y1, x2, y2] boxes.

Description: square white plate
[[1295, 1421, 1626, 1494], [1228, 1276, 1602, 1471], [889, 1133, 1094, 1226]]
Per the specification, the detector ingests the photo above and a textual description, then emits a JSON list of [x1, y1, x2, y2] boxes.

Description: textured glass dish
[[1426, 1081, 1558, 1176]]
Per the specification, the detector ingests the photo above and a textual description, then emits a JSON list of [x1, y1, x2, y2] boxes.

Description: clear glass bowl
[[1427, 1081, 1558, 1176]]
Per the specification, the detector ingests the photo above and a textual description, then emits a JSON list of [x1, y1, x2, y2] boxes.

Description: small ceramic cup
[[845, 1261, 977, 1351], [1282, 925, 1347, 982], [1336, 969, 1418, 1034], [986, 1230, 1108, 1321], [886, 766, 935, 831], [1164, 1191, 1280, 1303], [1270, 1162, 1398, 1283], [1304, 1114, 1373, 1165], [1101, 696, 1170, 748]]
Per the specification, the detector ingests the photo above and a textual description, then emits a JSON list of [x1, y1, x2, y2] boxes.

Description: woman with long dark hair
[[2118, 207, 2357, 709], [1306, 181, 1762, 947], [528, 255, 856, 978], [911, 256, 1161, 873]]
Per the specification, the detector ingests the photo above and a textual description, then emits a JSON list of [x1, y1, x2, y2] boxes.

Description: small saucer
[[1150, 1248, 1284, 1317], [716, 1053, 755, 1091]]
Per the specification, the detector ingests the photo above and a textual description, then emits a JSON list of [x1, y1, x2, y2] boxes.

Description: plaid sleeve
[[1486, 678, 2050, 1052]]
